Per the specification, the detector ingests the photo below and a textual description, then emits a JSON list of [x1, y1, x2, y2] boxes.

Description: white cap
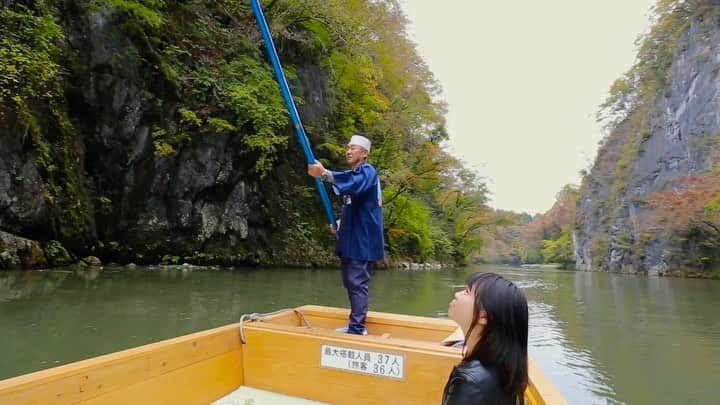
[[348, 135, 371, 152]]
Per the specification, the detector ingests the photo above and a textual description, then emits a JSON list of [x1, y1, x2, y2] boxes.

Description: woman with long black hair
[[443, 272, 529, 405]]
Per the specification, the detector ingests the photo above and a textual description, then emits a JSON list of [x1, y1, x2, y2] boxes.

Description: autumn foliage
[[519, 186, 576, 258], [481, 186, 578, 265], [642, 166, 720, 266]]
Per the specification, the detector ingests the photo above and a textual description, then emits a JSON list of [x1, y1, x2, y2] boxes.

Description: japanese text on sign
[[320, 344, 404, 379]]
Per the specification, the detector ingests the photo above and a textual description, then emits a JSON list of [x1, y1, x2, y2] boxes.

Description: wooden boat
[[0, 305, 566, 404]]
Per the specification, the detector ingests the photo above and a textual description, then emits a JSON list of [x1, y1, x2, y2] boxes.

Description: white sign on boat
[[320, 344, 405, 380]]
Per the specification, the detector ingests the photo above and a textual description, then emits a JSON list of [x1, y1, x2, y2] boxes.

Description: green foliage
[[97, 196, 113, 214], [43, 240, 73, 266], [706, 198, 720, 212], [615, 231, 634, 251], [167, 51, 289, 174], [178, 107, 201, 127], [0, 2, 93, 243], [385, 193, 434, 259], [151, 122, 181, 157], [2, 0, 492, 265], [206, 117, 236, 132], [106, 0, 165, 30], [153, 140, 175, 157], [597, 0, 714, 129], [160, 254, 180, 264], [248, 0, 486, 263], [521, 247, 543, 265], [590, 234, 609, 269], [0, 2, 63, 123], [429, 226, 454, 262], [489, 185, 578, 266], [540, 226, 574, 267], [48, 113, 93, 242], [429, 125, 449, 144]]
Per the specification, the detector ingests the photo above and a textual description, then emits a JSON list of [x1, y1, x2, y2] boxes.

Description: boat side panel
[[296, 306, 567, 405], [84, 350, 242, 405], [0, 325, 243, 404], [242, 327, 460, 405], [249, 307, 567, 405]]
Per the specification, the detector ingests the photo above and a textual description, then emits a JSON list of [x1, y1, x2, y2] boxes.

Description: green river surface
[[1, 265, 718, 404]]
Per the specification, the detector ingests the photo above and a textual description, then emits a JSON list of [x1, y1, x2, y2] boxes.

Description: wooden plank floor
[[214, 386, 331, 405]]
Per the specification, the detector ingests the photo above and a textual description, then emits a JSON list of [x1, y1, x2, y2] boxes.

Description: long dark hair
[[464, 272, 529, 403]]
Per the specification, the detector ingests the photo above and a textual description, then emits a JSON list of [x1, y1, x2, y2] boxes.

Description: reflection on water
[[511, 268, 720, 405], [0, 270, 71, 302], [1, 265, 719, 405]]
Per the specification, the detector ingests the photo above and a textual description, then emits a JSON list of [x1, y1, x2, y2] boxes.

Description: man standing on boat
[[308, 135, 384, 335]]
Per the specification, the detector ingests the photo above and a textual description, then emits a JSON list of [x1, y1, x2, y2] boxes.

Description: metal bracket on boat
[[239, 308, 312, 344]]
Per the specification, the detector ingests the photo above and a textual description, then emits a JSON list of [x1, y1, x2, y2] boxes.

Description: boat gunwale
[[0, 305, 567, 405], [0, 323, 240, 394], [242, 321, 463, 358]]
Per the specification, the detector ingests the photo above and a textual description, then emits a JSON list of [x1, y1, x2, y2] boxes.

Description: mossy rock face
[[0, 231, 46, 269], [43, 240, 74, 267], [22, 243, 46, 268], [2, 0, 480, 268], [0, 250, 20, 269], [80, 255, 102, 266], [160, 254, 180, 265]]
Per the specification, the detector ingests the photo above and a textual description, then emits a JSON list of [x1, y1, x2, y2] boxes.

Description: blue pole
[[250, 0, 338, 233]]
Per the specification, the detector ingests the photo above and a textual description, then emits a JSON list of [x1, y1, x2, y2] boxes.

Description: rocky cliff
[[0, 1, 338, 268], [1, 0, 466, 270], [575, 2, 720, 276]]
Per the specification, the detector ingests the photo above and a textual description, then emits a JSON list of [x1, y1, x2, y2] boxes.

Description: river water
[[1, 265, 718, 404]]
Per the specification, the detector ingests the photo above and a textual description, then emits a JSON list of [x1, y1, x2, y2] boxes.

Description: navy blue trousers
[[340, 258, 371, 334]]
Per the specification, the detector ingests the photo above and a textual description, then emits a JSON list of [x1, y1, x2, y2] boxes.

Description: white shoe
[[335, 325, 368, 335]]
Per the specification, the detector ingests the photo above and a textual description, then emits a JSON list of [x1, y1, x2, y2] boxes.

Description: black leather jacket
[[442, 360, 516, 405]]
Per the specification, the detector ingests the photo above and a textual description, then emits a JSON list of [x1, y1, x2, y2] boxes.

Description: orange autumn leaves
[[644, 165, 720, 235]]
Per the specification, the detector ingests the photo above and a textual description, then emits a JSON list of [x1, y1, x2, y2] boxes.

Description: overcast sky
[[400, 0, 656, 214]]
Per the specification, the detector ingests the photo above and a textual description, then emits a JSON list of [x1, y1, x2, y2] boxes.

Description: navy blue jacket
[[330, 162, 384, 261]]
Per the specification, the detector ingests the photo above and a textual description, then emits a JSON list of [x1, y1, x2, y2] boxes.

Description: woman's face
[[448, 285, 479, 334]]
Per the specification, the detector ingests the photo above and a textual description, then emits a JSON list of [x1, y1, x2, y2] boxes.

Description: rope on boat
[[239, 308, 312, 344]]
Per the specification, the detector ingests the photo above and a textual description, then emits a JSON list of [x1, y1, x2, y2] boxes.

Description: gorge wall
[[0, 1, 337, 268], [575, 3, 720, 276], [1, 0, 466, 270]]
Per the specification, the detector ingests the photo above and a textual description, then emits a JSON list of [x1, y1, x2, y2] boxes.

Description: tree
[[516, 185, 578, 264], [644, 165, 720, 268], [540, 226, 574, 268]]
